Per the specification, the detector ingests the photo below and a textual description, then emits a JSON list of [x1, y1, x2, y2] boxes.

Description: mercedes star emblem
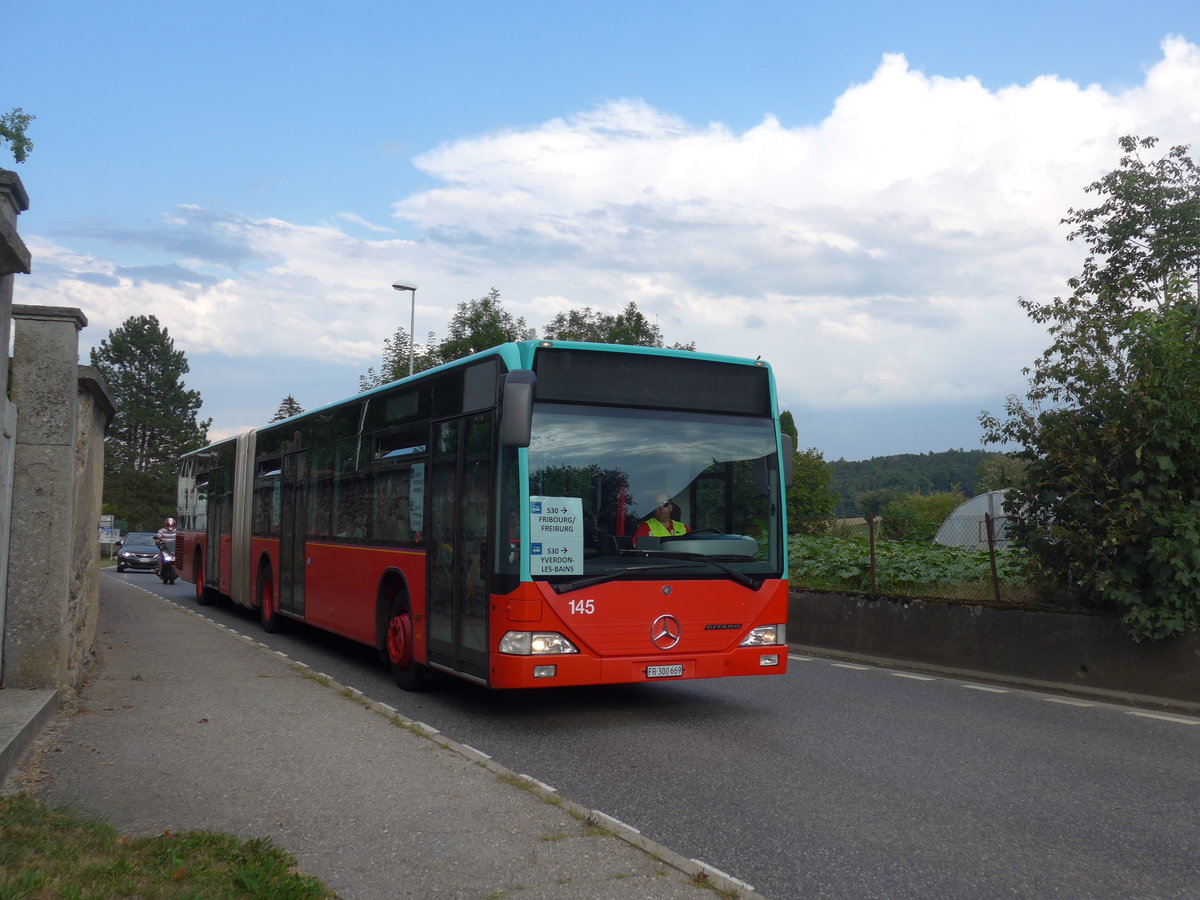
[[651, 614, 681, 649]]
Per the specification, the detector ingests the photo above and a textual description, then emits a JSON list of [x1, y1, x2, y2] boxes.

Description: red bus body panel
[[178, 531, 786, 689], [301, 542, 427, 648], [487, 578, 790, 689]]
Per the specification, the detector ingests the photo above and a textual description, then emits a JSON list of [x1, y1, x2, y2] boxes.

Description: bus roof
[[180, 340, 777, 458]]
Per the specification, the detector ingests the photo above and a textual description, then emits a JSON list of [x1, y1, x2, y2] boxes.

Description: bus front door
[[426, 414, 491, 681], [278, 449, 308, 617]]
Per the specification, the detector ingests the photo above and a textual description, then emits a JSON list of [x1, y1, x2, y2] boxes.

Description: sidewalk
[[2, 576, 763, 900]]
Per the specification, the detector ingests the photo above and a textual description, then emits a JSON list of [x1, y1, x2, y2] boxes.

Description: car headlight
[[499, 631, 579, 655], [119, 551, 132, 559], [740, 624, 785, 646]]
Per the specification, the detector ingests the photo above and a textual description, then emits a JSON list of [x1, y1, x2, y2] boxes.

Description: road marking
[[962, 684, 1009, 693], [1128, 711, 1200, 726], [788, 654, 814, 661], [831, 663, 871, 670], [1042, 697, 1094, 707], [891, 673, 937, 681]]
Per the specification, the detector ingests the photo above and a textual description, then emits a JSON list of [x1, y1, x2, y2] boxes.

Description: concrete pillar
[[3, 305, 87, 689], [0, 170, 31, 681]]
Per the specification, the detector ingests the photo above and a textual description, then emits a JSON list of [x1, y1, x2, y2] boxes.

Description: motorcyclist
[[155, 517, 178, 582]]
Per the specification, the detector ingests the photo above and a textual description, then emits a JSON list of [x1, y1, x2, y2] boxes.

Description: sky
[[6, 1, 1200, 461]]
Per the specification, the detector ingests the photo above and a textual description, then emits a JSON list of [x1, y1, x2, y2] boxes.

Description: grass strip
[[0, 793, 334, 899]]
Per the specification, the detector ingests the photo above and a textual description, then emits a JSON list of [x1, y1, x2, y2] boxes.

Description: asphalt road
[[119, 570, 1200, 899]]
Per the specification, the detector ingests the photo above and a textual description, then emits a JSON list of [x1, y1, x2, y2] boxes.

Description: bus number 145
[[569, 598, 595, 615]]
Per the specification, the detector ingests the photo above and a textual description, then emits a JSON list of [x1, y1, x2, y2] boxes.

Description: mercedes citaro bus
[[176, 340, 792, 690]]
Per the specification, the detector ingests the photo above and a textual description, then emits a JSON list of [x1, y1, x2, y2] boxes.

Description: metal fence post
[[866, 513, 877, 594], [985, 512, 1002, 605]]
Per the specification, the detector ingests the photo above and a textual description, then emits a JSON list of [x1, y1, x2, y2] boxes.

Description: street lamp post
[[391, 280, 418, 376]]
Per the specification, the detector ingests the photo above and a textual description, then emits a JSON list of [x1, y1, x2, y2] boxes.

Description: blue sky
[[7, 1, 1199, 460]]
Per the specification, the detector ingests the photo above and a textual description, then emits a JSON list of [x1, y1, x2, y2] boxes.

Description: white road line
[[962, 684, 1009, 693], [831, 663, 871, 670], [1042, 697, 1095, 707], [788, 654, 814, 661], [1128, 711, 1200, 726], [891, 673, 937, 681]]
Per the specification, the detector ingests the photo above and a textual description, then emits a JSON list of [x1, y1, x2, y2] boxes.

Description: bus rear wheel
[[258, 563, 283, 633], [195, 551, 215, 605], [386, 599, 427, 691]]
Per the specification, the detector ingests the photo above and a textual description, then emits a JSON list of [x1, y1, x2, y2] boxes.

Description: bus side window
[[371, 465, 411, 544]]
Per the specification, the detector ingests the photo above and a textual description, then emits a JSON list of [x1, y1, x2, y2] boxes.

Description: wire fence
[[788, 513, 1037, 606]]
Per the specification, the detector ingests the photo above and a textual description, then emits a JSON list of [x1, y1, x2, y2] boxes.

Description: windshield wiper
[[617, 549, 762, 589], [552, 563, 705, 594]]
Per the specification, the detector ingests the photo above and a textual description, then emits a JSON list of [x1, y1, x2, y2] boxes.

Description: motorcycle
[[156, 544, 178, 585]]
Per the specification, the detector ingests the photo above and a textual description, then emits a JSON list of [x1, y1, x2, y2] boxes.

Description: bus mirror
[[781, 432, 794, 487], [501, 370, 537, 447]]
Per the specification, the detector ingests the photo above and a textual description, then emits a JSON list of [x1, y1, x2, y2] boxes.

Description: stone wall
[[2, 306, 114, 693], [0, 169, 32, 680], [0, 171, 116, 698], [67, 369, 115, 689]]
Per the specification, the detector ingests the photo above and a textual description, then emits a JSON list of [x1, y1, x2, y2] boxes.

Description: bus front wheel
[[386, 599, 427, 691], [258, 563, 283, 633]]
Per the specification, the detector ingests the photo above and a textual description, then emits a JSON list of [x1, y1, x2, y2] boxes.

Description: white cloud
[[18, 36, 1200, 442]]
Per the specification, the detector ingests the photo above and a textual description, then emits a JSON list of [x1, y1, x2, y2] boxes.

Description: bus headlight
[[740, 624, 785, 647], [499, 631, 579, 655]]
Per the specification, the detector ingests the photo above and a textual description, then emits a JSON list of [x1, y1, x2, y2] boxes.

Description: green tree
[[778, 411, 835, 534], [542, 301, 695, 349], [788, 447, 836, 535], [270, 395, 305, 422], [90, 315, 210, 531], [0, 108, 34, 163], [981, 136, 1200, 641], [858, 488, 905, 520], [361, 293, 703, 390], [358, 327, 441, 390], [975, 453, 1028, 492], [880, 490, 966, 542], [437, 287, 529, 362]]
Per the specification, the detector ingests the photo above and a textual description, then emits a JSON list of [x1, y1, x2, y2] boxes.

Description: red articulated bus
[[176, 340, 792, 690]]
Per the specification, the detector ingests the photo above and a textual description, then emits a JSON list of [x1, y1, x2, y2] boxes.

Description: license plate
[[646, 664, 684, 678]]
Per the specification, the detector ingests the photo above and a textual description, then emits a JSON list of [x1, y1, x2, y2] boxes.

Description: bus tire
[[258, 561, 283, 634], [386, 596, 427, 691], [195, 550, 215, 605]]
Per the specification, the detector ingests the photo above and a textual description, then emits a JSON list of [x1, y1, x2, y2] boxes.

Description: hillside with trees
[[827, 449, 991, 517]]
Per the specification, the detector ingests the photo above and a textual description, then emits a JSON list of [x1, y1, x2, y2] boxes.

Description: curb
[[0, 688, 58, 785]]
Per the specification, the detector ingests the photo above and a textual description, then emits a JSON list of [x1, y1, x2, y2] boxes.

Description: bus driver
[[634, 494, 690, 540]]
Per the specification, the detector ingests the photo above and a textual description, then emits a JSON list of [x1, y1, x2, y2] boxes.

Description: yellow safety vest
[[645, 518, 687, 537]]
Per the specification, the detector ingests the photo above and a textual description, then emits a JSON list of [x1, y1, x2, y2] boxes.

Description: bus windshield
[[524, 403, 783, 587]]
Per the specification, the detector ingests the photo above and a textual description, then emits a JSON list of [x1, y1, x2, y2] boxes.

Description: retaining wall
[[789, 590, 1200, 710]]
